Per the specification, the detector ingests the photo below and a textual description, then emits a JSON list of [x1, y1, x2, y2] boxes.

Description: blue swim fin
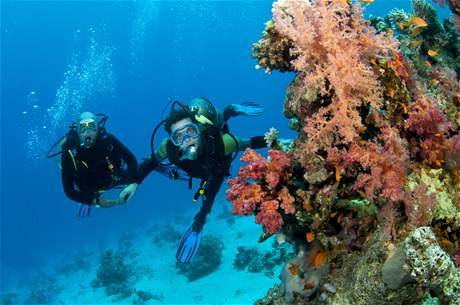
[[77, 204, 91, 217], [176, 224, 203, 263]]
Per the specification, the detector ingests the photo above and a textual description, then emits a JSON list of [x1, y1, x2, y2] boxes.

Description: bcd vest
[[66, 132, 122, 194]]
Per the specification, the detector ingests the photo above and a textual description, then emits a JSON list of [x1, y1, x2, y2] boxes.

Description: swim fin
[[77, 204, 91, 217], [176, 224, 203, 263], [232, 102, 266, 116]]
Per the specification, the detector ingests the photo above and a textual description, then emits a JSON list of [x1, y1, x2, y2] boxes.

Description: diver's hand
[[98, 196, 118, 208], [118, 183, 139, 204], [231, 102, 266, 116]]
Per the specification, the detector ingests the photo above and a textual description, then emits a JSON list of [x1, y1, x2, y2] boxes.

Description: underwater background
[[1, 1, 457, 304]]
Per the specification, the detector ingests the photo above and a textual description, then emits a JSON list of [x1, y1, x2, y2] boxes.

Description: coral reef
[[175, 235, 224, 281], [91, 249, 134, 300], [26, 273, 62, 304], [229, 0, 460, 304], [233, 243, 288, 276]]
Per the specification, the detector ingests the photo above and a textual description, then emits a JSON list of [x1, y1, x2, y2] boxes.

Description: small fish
[[410, 16, 428, 27], [388, 87, 395, 98], [393, 53, 404, 68], [425, 60, 432, 69], [337, 213, 345, 223], [359, 0, 374, 5], [387, 28, 394, 35], [428, 49, 438, 57], [399, 102, 407, 114], [306, 231, 315, 243], [315, 252, 328, 269], [430, 79, 439, 86], [308, 248, 321, 267], [409, 40, 421, 47], [453, 93, 460, 105], [335, 167, 342, 181], [356, 126, 367, 133], [411, 27, 423, 37], [288, 263, 300, 275]]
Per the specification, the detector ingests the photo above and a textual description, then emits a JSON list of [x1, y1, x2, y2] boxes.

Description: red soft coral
[[227, 178, 266, 216], [327, 123, 409, 203], [237, 149, 268, 181], [255, 200, 284, 234], [279, 186, 295, 214], [226, 149, 295, 234], [405, 95, 457, 167]]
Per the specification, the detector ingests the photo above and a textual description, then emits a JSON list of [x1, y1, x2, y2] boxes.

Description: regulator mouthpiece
[[81, 137, 94, 149], [181, 145, 198, 160]]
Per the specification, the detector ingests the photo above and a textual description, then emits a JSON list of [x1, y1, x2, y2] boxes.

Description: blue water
[[0, 0, 453, 299], [1, 0, 295, 283]]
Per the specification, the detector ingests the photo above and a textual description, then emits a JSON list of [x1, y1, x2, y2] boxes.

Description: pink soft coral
[[272, 0, 399, 153]]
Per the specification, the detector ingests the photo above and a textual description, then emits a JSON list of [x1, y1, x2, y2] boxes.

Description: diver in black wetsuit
[[60, 112, 138, 210], [118, 97, 267, 262]]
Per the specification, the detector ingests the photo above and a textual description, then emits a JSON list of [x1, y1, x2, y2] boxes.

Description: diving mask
[[78, 118, 98, 133], [170, 122, 200, 146]]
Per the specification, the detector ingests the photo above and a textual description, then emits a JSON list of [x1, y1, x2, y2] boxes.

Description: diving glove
[[231, 102, 266, 116]]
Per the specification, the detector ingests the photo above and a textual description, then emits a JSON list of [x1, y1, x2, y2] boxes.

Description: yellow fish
[[428, 49, 438, 57], [410, 16, 428, 27], [411, 27, 423, 37]]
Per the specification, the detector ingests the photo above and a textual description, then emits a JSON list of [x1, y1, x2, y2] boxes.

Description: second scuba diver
[[58, 112, 139, 216]]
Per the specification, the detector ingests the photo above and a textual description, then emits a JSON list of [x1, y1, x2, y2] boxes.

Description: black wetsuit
[[61, 133, 138, 205]]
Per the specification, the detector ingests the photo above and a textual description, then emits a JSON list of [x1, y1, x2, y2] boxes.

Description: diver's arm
[[222, 134, 266, 155], [107, 134, 138, 183], [136, 138, 169, 184], [61, 151, 94, 205]]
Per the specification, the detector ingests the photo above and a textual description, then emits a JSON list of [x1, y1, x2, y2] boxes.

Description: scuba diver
[[49, 111, 139, 216], [118, 97, 267, 263]]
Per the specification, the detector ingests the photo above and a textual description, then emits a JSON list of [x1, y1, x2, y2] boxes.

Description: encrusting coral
[[227, 0, 460, 304]]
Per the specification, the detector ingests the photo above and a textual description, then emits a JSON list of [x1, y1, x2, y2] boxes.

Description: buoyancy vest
[[65, 132, 123, 193]]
